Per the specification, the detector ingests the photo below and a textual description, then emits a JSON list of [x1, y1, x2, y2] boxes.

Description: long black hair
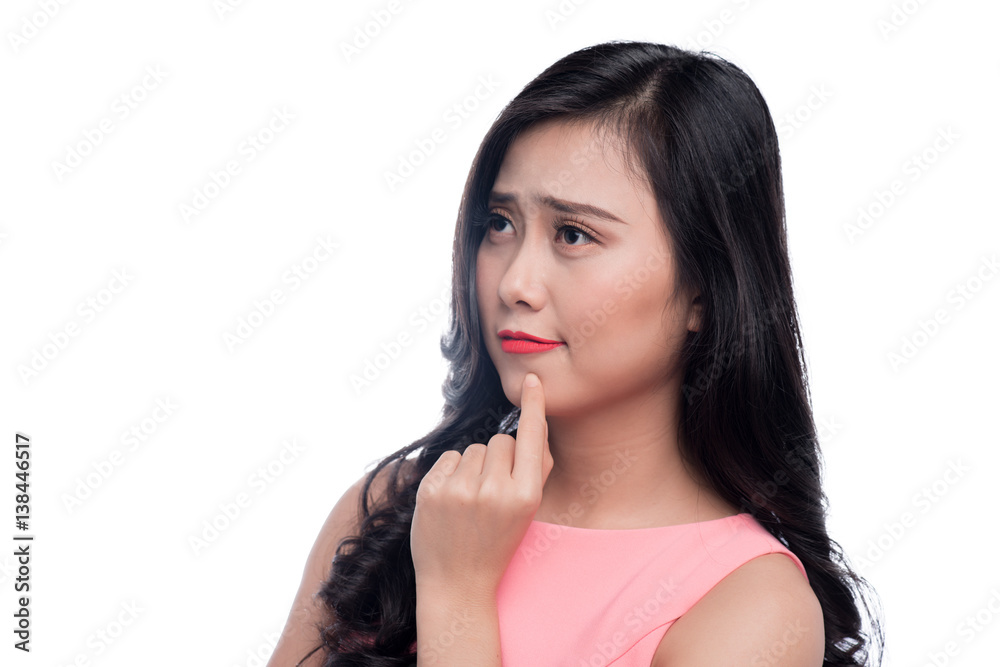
[[300, 39, 884, 666]]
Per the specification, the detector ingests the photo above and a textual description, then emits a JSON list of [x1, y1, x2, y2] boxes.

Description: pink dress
[[495, 512, 808, 666]]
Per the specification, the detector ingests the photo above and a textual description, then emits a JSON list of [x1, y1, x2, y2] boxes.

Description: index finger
[[512, 372, 547, 484]]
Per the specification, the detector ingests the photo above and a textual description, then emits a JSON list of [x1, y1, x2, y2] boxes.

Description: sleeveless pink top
[[495, 512, 808, 666]]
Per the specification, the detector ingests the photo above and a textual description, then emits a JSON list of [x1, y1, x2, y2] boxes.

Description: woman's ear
[[688, 293, 703, 333]]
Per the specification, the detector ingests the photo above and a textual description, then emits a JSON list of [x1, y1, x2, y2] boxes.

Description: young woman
[[270, 40, 884, 666]]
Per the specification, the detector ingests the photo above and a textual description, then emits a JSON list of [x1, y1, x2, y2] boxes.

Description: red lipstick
[[498, 329, 565, 354]]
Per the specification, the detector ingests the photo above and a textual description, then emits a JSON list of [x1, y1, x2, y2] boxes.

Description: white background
[[1, 0, 997, 665]]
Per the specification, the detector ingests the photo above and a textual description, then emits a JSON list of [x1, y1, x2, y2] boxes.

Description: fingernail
[[525, 372, 538, 387]]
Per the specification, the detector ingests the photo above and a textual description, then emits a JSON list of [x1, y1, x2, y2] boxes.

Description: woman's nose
[[496, 226, 549, 310]]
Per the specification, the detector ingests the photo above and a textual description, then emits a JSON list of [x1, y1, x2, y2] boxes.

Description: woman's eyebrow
[[488, 191, 628, 225]]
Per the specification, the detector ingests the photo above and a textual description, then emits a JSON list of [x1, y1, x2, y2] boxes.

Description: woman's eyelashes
[[485, 210, 599, 248]]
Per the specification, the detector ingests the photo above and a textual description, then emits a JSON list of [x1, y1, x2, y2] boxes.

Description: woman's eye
[[488, 213, 512, 233], [558, 224, 595, 246], [486, 212, 596, 247]]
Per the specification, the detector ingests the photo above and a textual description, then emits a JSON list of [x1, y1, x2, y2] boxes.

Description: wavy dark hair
[[298, 39, 884, 666]]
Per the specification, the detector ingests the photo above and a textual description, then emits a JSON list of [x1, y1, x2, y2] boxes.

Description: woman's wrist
[[415, 582, 501, 666], [415, 577, 498, 613]]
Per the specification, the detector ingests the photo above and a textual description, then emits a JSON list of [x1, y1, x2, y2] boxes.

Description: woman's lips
[[500, 338, 564, 354], [498, 330, 565, 354]]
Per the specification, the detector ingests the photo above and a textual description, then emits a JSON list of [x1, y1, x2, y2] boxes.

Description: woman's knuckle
[[512, 488, 539, 509], [439, 449, 461, 464], [454, 483, 478, 504], [488, 433, 514, 447], [478, 479, 502, 501], [416, 478, 438, 500]]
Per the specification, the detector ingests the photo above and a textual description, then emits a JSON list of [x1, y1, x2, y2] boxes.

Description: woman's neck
[[534, 386, 738, 529]]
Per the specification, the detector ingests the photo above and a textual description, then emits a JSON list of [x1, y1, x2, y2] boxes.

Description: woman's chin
[[496, 374, 524, 405], [502, 373, 562, 414]]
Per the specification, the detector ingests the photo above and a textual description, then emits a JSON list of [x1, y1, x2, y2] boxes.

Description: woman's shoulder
[[287, 458, 417, 614], [268, 457, 419, 666], [651, 550, 824, 665], [305, 457, 417, 578], [334, 457, 417, 535]]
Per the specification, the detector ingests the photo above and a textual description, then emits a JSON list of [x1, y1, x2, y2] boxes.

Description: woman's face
[[475, 118, 700, 418]]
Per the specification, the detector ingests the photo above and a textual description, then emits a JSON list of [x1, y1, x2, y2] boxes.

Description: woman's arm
[[415, 584, 502, 666], [268, 460, 409, 667]]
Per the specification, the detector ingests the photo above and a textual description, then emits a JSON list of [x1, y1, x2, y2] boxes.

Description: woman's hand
[[410, 372, 554, 601]]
